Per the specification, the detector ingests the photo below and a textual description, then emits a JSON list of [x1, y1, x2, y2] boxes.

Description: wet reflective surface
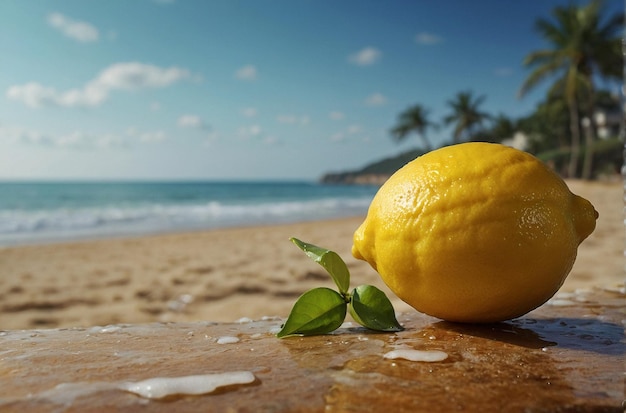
[[0, 288, 623, 412]]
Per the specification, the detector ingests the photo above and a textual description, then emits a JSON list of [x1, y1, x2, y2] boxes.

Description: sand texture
[[0, 180, 623, 330]]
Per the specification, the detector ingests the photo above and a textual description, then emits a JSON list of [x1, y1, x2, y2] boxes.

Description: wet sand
[[0, 179, 622, 330]]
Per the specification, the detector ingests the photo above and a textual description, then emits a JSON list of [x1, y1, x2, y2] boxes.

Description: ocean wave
[[0, 197, 372, 244]]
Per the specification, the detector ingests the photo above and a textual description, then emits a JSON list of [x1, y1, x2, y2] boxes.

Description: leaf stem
[[278, 238, 403, 338]]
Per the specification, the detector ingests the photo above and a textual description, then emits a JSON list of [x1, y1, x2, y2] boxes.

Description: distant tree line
[[390, 0, 623, 180]]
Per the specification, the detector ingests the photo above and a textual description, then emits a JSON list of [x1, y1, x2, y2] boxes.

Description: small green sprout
[[276, 238, 403, 338]]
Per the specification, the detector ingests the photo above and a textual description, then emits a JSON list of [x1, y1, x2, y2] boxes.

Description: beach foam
[[0, 181, 377, 245]]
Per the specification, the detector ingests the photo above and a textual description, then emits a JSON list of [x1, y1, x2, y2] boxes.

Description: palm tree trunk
[[581, 89, 596, 180], [567, 100, 581, 178], [581, 117, 595, 180]]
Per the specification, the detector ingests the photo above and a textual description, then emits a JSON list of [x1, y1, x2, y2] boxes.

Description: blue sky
[[0, 0, 622, 180]]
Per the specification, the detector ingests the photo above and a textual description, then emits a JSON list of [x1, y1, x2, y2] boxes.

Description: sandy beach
[[0, 179, 623, 330]]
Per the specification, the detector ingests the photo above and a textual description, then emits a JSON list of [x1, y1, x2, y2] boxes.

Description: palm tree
[[443, 91, 490, 143], [519, 0, 623, 179], [469, 113, 518, 144], [518, 96, 575, 176], [390, 104, 435, 151]]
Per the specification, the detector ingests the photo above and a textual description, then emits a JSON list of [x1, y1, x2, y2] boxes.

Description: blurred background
[[0, 0, 623, 330], [0, 0, 623, 244]]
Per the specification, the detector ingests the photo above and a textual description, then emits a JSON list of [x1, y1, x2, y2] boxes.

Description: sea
[[0, 181, 380, 246]]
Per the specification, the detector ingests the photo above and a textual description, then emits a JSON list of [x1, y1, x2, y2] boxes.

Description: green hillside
[[319, 148, 426, 184], [320, 137, 622, 184]]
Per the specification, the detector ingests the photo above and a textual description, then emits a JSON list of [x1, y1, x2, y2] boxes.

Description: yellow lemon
[[352, 142, 598, 323]]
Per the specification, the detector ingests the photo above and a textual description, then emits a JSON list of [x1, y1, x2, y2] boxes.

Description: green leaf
[[277, 287, 347, 338], [349, 285, 404, 332], [290, 237, 350, 294]]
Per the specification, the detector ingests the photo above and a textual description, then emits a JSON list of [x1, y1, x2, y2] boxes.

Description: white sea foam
[[0, 196, 373, 246]]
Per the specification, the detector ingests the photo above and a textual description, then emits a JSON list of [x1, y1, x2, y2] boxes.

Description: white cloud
[[329, 111, 345, 120], [330, 124, 362, 142], [96, 62, 190, 90], [415, 32, 443, 45], [55, 131, 127, 149], [249, 125, 262, 136], [6, 62, 191, 108], [348, 47, 382, 66], [364, 93, 388, 106], [55, 131, 86, 148], [262, 136, 280, 145], [47, 12, 99, 43], [139, 132, 166, 143], [235, 65, 258, 81], [126, 127, 167, 143], [238, 124, 262, 138], [178, 114, 204, 129], [96, 134, 128, 148], [276, 114, 310, 125], [1, 123, 169, 149], [1, 125, 131, 149], [347, 124, 361, 134], [52, 131, 130, 149], [241, 107, 258, 117], [6, 83, 59, 108], [494, 67, 514, 77], [0, 125, 53, 145]]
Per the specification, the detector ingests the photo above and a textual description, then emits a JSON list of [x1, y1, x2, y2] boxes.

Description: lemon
[[352, 142, 598, 323]]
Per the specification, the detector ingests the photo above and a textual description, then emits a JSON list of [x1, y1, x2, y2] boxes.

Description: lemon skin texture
[[352, 142, 598, 323]]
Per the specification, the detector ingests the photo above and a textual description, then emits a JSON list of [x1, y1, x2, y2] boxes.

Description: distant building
[[593, 107, 623, 139], [501, 106, 622, 153], [501, 131, 529, 151]]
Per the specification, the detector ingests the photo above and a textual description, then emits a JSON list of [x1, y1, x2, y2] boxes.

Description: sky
[[0, 0, 622, 181]]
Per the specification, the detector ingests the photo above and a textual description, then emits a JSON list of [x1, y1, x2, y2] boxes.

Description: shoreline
[[0, 179, 622, 330], [0, 180, 379, 248], [0, 213, 369, 249]]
